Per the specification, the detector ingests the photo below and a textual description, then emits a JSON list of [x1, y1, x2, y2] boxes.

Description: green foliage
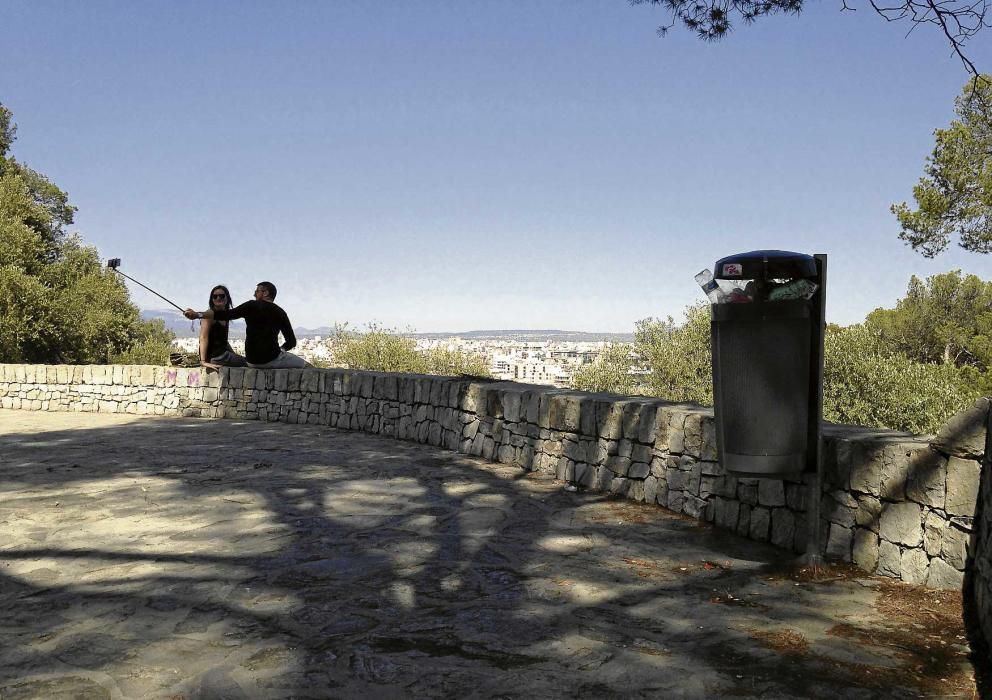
[[571, 343, 637, 395], [579, 288, 984, 434], [892, 75, 992, 257], [866, 270, 992, 374], [329, 324, 491, 377], [0, 104, 173, 364], [111, 319, 176, 365], [422, 346, 492, 378], [823, 323, 980, 434], [635, 303, 713, 405]]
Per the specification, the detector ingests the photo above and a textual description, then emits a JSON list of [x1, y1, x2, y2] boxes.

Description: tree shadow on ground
[[0, 411, 979, 698]]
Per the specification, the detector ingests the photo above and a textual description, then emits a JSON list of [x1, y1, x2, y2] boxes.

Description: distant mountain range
[[141, 309, 633, 343]]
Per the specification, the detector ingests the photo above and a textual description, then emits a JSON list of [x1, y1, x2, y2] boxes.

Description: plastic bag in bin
[[696, 269, 817, 303]]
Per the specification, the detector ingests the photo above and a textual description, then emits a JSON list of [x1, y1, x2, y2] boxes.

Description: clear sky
[[3, 1, 991, 332]]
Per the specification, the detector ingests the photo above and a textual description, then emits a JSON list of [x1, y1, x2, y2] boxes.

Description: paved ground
[[0, 409, 979, 699]]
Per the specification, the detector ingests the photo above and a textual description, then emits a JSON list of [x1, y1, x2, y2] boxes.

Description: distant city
[[147, 310, 633, 388]]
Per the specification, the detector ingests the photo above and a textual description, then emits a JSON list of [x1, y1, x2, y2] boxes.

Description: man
[[184, 281, 309, 369]]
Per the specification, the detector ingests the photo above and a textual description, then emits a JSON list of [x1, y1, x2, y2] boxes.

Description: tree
[[866, 270, 992, 373], [422, 346, 492, 378], [630, 0, 989, 76], [571, 343, 638, 395], [0, 103, 174, 364], [329, 324, 491, 377], [892, 76, 992, 257], [635, 303, 714, 404], [823, 322, 980, 433]]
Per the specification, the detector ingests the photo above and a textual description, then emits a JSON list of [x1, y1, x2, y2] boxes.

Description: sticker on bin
[[722, 263, 743, 277]]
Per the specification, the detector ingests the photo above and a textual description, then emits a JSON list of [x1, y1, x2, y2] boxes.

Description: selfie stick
[[106, 258, 185, 313]]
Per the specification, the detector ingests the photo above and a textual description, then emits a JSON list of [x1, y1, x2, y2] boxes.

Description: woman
[[199, 285, 246, 369]]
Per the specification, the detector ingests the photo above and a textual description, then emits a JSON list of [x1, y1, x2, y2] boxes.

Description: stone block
[[854, 495, 882, 533], [881, 442, 918, 501], [606, 455, 631, 477], [750, 507, 771, 541], [462, 384, 483, 413], [644, 475, 659, 504], [524, 390, 541, 424], [932, 397, 989, 459], [923, 510, 944, 557], [563, 440, 587, 463], [638, 404, 658, 444], [589, 440, 609, 466], [683, 412, 703, 457], [621, 402, 642, 440], [904, 448, 947, 509], [700, 461, 724, 477], [737, 504, 751, 537], [715, 498, 740, 530], [683, 494, 706, 519], [668, 411, 687, 454], [700, 417, 717, 461], [632, 443, 653, 464], [503, 391, 522, 423], [900, 547, 929, 585], [738, 481, 758, 506], [548, 394, 580, 432], [877, 540, 902, 578], [618, 439, 633, 459], [628, 462, 650, 479], [608, 475, 628, 496], [758, 480, 786, 507], [770, 508, 795, 549], [653, 406, 673, 451], [822, 494, 857, 528], [946, 456, 981, 517], [848, 440, 885, 496], [596, 400, 623, 440], [941, 525, 970, 570], [667, 490, 685, 513], [826, 523, 853, 561], [853, 528, 879, 572], [879, 502, 922, 548], [926, 557, 965, 590]]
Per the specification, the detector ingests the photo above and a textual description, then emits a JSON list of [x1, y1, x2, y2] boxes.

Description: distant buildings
[[173, 333, 608, 388]]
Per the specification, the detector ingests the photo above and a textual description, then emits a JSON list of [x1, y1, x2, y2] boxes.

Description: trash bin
[[700, 250, 825, 477]]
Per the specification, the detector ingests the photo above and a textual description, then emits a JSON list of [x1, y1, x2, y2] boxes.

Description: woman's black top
[[205, 320, 232, 360]]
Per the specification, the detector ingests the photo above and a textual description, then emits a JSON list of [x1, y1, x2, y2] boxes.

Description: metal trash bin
[[704, 250, 826, 477]]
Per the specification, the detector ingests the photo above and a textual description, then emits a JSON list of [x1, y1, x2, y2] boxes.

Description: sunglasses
[[212, 293, 227, 299]]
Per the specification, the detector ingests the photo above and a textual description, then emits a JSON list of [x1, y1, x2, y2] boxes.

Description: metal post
[[802, 254, 827, 567]]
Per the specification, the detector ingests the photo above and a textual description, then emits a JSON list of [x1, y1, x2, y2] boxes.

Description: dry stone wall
[[1, 363, 989, 644]]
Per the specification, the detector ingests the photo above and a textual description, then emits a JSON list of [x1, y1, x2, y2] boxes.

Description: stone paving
[[0, 410, 978, 699]]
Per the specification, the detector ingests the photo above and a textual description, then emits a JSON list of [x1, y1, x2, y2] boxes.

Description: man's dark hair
[[258, 281, 277, 300]]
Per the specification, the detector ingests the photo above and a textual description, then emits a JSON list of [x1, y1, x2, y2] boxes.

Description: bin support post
[[800, 254, 827, 567]]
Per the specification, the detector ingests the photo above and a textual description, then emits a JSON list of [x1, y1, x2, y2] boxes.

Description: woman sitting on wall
[[199, 285, 246, 370]]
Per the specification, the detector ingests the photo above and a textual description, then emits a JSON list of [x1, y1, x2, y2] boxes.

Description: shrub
[[571, 343, 638, 395]]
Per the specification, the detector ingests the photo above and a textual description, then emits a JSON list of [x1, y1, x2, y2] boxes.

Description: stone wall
[[1, 363, 989, 644]]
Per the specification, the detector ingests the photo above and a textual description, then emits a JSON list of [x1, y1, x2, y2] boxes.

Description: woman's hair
[[208, 285, 234, 311]]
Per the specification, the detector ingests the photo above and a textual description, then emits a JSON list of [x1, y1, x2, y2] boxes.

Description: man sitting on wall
[[184, 281, 309, 369]]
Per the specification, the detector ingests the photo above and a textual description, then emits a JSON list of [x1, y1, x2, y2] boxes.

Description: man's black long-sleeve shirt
[[213, 300, 296, 365]]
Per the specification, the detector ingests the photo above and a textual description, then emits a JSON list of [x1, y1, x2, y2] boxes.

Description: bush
[[823, 323, 980, 434], [571, 343, 638, 395], [110, 319, 175, 366], [636, 303, 713, 405], [329, 324, 490, 378]]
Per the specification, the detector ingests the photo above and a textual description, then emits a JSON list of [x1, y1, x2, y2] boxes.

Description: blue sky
[[2, 1, 991, 332]]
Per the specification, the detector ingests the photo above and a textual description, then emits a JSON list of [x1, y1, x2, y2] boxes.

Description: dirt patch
[[749, 628, 810, 655], [825, 579, 975, 697]]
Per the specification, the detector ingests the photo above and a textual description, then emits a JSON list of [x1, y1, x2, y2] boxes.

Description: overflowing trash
[[695, 268, 818, 304]]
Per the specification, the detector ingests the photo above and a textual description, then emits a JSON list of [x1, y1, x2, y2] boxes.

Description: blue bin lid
[[713, 250, 817, 280]]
